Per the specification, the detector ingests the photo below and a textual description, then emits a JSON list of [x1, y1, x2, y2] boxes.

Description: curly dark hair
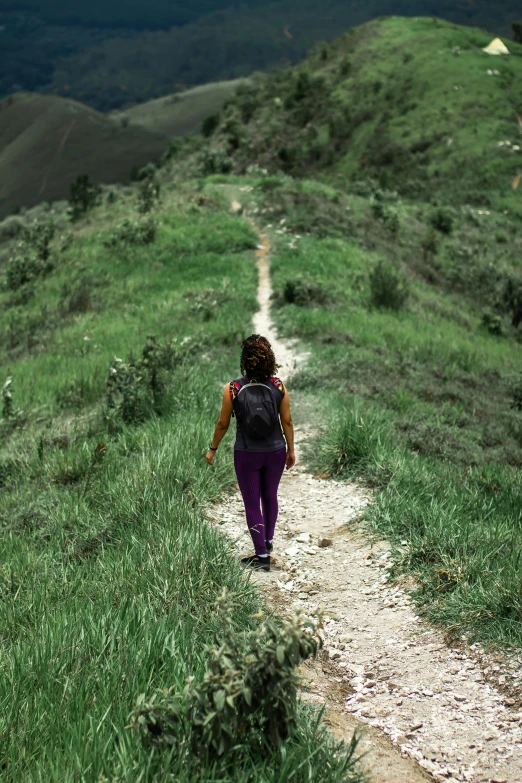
[[240, 334, 279, 379]]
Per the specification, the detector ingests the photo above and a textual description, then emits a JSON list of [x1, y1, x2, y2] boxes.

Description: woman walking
[[206, 334, 295, 572]]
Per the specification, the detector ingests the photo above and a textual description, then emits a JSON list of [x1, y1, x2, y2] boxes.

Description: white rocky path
[[212, 205, 522, 783]]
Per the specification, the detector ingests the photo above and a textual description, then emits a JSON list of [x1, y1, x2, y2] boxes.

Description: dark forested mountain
[[1, 0, 521, 110]]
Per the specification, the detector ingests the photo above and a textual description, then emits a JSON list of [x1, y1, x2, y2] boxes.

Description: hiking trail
[[213, 201, 522, 783]]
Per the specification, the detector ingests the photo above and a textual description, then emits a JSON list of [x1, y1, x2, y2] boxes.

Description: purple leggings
[[234, 447, 287, 556]]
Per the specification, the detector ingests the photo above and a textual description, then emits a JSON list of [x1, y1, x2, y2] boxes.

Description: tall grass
[[266, 175, 522, 647], [311, 397, 522, 646], [0, 186, 364, 781]]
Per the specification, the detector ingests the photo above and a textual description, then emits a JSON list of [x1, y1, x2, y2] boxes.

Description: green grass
[[0, 184, 364, 781], [196, 16, 522, 209], [235, 173, 522, 647]]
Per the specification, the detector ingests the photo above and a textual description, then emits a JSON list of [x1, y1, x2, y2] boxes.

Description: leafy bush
[[106, 336, 181, 426], [201, 111, 221, 138], [133, 591, 322, 759], [104, 217, 157, 248], [369, 260, 409, 310], [0, 215, 25, 243], [6, 255, 43, 291], [429, 206, 454, 235], [69, 175, 102, 221], [4, 216, 57, 291], [481, 310, 503, 336], [200, 148, 234, 176], [22, 216, 56, 261], [282, 277, 330, 307]]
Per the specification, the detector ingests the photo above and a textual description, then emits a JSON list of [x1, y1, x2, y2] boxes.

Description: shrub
[[103, 217, 157, 248], [0, 215, 25, 243], [200, 148, 234, 176], [513, 22, 522, 44], [23, 216, 56, 261], [369, 261, 409, 310], [5, 216, 57, 290], [429, 206, 454, 235], [201, 111, 221, 138], [138, 177, 161, 214], [6, 255, 42, 291], [69, 175, 102, 221], [481, 310, 503, 336], [282, 277, 330, 307], [132, 591, 322, 759], [105, 336, 180, 425]]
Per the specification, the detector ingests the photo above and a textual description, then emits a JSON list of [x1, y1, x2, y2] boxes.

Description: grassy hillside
[[3, 1, 522, 110], [0, 83, 241, 218], [207, 164, 522, 646], [0, 177, 363, 781], [117, 80, 247, 137], [202, 16, 522, 206]]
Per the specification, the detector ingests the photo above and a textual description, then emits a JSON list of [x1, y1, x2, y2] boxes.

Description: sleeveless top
[[230, 376, 286, 452]]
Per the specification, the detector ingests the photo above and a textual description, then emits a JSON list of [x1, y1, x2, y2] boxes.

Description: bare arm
[[280, 385, 296, 470], [206, 384, 233, 465]]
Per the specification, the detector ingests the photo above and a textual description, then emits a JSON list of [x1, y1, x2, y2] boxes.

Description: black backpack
[[233, 380, 279, 441]]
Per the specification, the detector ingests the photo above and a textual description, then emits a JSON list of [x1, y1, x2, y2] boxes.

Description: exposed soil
[[211, 203, 522, 783]]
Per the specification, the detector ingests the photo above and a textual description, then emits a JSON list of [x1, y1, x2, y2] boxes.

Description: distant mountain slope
[[2, 1, 522, 110], [203, 16, 522, 205], [117, 80, 247, 138], [0, 82, 241, 218]]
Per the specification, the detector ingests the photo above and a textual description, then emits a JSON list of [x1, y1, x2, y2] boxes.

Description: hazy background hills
[[2, 0, 521, 110]]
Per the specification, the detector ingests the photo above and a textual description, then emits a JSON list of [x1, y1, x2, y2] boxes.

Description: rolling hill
[[199, 16, 522, 205], [0, 82, 242, 218]]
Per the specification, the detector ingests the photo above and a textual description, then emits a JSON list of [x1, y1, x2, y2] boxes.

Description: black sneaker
[[266, 541, 273, 554], [241, 555, 270, 572]]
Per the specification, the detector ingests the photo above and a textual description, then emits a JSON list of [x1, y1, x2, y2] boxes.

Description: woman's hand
[[285, 449, 296, 470], [206, 450, 216, 466]]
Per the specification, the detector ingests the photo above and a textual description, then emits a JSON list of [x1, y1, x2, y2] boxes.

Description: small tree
[[69, 175, 101, 221]]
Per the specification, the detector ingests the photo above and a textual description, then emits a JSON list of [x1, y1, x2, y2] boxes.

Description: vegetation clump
[[282, 277, 331, 307], [369, 260, 409, 310], [106, 335, 180, 426], [4, 216, 57, 292], [133, 592, 323, 757], [429, 206, 455, 235], [69, 174, 102, 221], [103, 216, 157, 248]]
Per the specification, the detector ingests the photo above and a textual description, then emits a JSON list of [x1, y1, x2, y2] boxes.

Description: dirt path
[[216, 205, 522, 783]]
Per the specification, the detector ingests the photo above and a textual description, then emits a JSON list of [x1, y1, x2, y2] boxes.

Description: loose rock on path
[[210, 203, 522, 783]]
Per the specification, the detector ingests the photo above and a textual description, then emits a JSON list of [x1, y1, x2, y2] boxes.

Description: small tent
[[482, 38, 510, 55]]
